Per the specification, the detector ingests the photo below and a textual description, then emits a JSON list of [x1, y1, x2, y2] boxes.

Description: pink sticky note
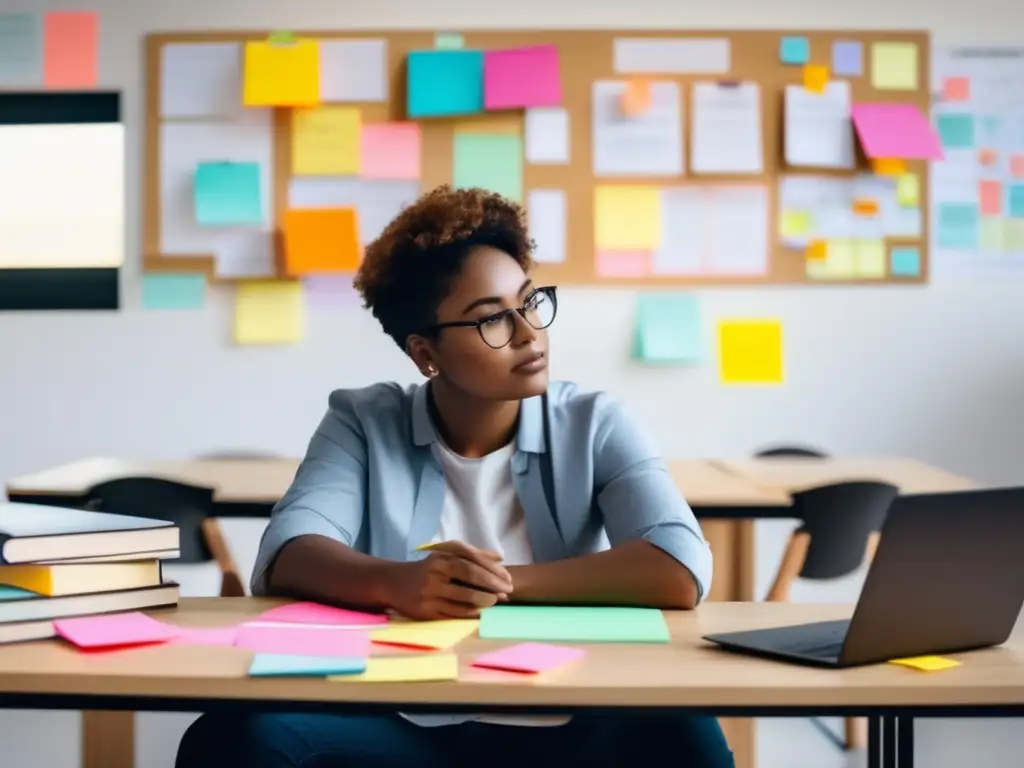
[[484, 45, 562, 110], [256, 601, 389, 626], [235, 624, 371, 656], [361, 123, 421, 180], [1011, 155, 1024, 179], [43, 11, 99, 88], [596, 250, 651, 277], [168, 627, 239, 647], [850, 104, 944, 160], [943, 77, 970, 102], [55, 612, 181, 649], [979, 180, 1003, 215], [472, 643, 586, 674]]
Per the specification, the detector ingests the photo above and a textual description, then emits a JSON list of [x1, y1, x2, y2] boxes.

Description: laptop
[[703, 486, 1024, 668]]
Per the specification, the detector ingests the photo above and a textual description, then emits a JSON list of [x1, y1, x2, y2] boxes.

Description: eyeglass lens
[[479, 290, 556, 348]]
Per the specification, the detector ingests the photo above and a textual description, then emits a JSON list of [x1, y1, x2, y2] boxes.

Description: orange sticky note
[[283, 208, 361, 276], [978, 149, 998, 167], [803, 65, 829, 94], [979, 180, 1002, 216], [852, 199, 879, 216], [889, 655, 961, 672], [1011, 154, 1024, 179], [43, 11, 99, 88], [622, 79, 652, 117], [943, 76, 970, 102], [805, 240, 827, 261], [872, 158, 905, 176]]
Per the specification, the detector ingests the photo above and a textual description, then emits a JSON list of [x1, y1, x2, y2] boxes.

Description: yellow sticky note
[[872, 158, 906, 176], [330, 653, 460, 683], [594, 186, 661, 250], [243, 39, 320, 107], [803, 65, 829, 94], [717, 319, 784, 386], [871, 42, 918, 90], [807, 238, 856, 279], [979, 217, 1008, 251], [897, 174, 920, 207], [372, 620, 479, 651], [889, 655, 961, 672], [1007, 220, 1024, 251], [854, 239, 886, 278], [781, 210, 812, 238], [805, 240, 827, 261], [292, 107, 361, 176], [233, 281, 304, 345]]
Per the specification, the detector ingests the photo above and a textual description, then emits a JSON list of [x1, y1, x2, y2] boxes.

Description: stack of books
[[0, 501, 180, 644]]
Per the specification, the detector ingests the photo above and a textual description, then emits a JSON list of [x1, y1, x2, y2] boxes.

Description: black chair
[[84, 476, 245, 597], [755, 445, 829, 458]]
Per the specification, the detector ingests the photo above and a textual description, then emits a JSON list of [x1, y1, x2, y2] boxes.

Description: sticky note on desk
[[243, 38, 319, 107], [407, 50, 484, 118], [194, 162, 263, 226], [632, 293, 703, 364], [371, 619, 478, 650], [594, 185, 661, 251], [54, 611, 180, 649], [331, 653, 459, 683], [233, 281, 304, 346], [292, 106, 361, 176], [256, 601, 389, 627], [236, 624, 371, 657], [889, 655, 961, 672], [483, 45, 561, 109], [250, 653, 366, 677], [472, 642, 586, 674], [479, 605, 670, 644]]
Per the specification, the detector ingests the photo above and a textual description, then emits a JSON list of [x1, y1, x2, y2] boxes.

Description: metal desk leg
[[867, 715, 915, 768], [868, 717, 881, 768], [897, 717, 915, 768]]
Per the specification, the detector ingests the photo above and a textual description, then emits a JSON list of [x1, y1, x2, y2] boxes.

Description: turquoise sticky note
[[937, 203, 979, 249], [453, 132, 523, 201], [194, 162, 263, 226], [141, 274, 206, 310], [407, 50, 483, 118], [0, 13, 42, 86], [434, 32, 464, 50], [936, 113, 974, 149], [890, 247, 921, 277], [1008, 184, 1024, 218], [631, 293, 703, 364], [780, 36, 810, 64], [0, 585, 35, 601], [480, 605, 670, 644], [248, 654, 367, 677]]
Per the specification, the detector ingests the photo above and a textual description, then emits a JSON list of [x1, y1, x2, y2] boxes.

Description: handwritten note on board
[[717, 319, 784, 385], [292, 107, 361, 176], [483, 45, 561, 109], [233, 281, 303, 345], [43, 11, 98, 88], [243, 38, 319, 107]]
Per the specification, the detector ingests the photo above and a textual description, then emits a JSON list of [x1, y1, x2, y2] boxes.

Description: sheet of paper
[[890, 246, 921, 277], [330, 653, 459, 683], [287, 178, 420, 245], [319, 39, 387, 102], [632, 293, 703, 363], [161, 43, 263, 120], [889, 655, 961, 672], [484, 45, 561, 109], [141, 274, 206, 310], [42, 11, 97, 88], [0, 13, 41, 86], [257, 601, 389, 626], [250, 653, 367, 677], [360, 123, 420, 180], [871, 42, 918, 90], [453, 132, 523, 201], [527, 189, 566, 264], [194, 162, 263, 226], [613, 37, 730, 75], [652, 186, 703, 275], [596, 250, 651, 277], [407, 50, 484, 118], [472, 642, 586, 674], [592, 80, 683, 177], [480, 606, 670, 644], [168, 627, 238, 646], [54, 611, 180, 649], [780, 36, 810, 65], [690, 82, 763, 174], [233, 280, 304, 345], [524, 107, 569, 164], [371, 619, 478, 650], [283, 208, 360, 275], [594, 185, 661, 250], [783, 81, 854, 169], [717, 319, 784, 385], [292, 106, 361, 176], [302, 275, 359, 308], [831, 40, 863, 76], [851, 104, 943, 160], [243, 39, 319, 107], [236, 624, 371, 656], [0, 585, 34, 600]]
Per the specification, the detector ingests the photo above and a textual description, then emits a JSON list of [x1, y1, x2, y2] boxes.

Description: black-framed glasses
[[426, 286, 558, 349]]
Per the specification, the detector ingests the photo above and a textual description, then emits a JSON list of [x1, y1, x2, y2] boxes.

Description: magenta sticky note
[[54, 612, 181, 649], [850, 103, 944, 160], [361, 123, 421, 180], [472, 642, 586, 674], [168, 627, 239, 647], [256, 601, 389, 626], [235, 624, 372, 657], [484, 45, 561, 110]]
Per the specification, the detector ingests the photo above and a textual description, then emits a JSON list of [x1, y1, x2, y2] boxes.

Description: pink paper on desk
[[256, 602, 389, 627], [361, 123, 422, 180], [850, 103, 944, 160], [168, 627, 239, 647], [472, 643, 586, 674], [235, 624, 371, 657], [54, 612, 181, 649], [484, 45, 562, 109]]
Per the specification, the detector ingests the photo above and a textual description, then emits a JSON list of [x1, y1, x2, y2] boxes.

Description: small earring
[[426, 365, 438, 378]]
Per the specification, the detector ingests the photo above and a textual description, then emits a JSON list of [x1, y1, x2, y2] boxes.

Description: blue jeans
[[175, 712, 735, 768]]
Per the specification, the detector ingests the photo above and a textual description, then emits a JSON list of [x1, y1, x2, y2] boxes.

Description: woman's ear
[[406, 334, 438, 379]]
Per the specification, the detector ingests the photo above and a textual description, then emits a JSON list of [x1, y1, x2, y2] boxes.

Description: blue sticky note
[[936, 114, 974, 149], [407, 50, 484, 118], [0, 585, 35, 601], [453, 132, 523, 201], [1008, 184, 1024, 219], [890, 247, 921, 277], [937, 203, 980, 249], [632, 293, 703, 363], [248, 654, 367, 677], [141, 274, 206, 310], [194, 162, 263, 226], [831, 40, 863, 76], [780, 36, 810, 65]]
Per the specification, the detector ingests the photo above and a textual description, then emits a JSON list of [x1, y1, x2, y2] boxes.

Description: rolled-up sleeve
[[250, 393, 367, 595], [593, 397, 713, 602]]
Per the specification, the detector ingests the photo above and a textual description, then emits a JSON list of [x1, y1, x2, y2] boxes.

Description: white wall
[[1, 0, 1023, 766]]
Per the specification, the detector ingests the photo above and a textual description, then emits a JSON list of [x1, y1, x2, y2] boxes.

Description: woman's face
[[425, 246, 551, 401]]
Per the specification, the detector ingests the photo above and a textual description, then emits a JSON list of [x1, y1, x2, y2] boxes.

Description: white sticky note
[[319, 39, 388, 102], [527, 189, 566, 264], [161, 43, 268, 120], [525, 107, 569, 164], [613, 37, 730, 74]]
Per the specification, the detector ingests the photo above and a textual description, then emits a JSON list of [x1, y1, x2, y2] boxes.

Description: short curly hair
[[354, 185, 536, 351]]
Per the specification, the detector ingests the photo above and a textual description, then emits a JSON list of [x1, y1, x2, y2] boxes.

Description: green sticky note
[[434, 32, 464, 49], [936, 114, 974, 149], [1006, 220, 1024, 250], [194, 162, 263, 226], [632, 293, 702, 363], [249, 654, 366, 677], [453, 132, 523, 201], [479, 605, 670, 644], [141, 274, 206, 310], [979, 217, 1007, 251]]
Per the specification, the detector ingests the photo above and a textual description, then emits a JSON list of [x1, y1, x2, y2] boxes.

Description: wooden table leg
[[82, 710, 134, 768]]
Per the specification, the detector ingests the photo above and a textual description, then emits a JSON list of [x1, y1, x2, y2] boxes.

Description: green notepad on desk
[[479, 606, 670, 644]]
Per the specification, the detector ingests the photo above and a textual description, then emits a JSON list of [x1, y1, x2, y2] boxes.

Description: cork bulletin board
[[143, 29, 932, 288]]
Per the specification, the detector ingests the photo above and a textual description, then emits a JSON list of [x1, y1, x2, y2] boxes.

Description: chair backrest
[[196, 450, 281, 460], [755, 445, 829, 458], [84, 477, 216, 564], [793, 481, 899, 580]]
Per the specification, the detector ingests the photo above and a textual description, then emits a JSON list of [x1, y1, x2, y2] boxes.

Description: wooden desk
[[0, 599, 1021, 768]]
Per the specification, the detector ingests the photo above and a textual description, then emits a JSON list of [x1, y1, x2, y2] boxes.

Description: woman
[[176, 186, 733, 768]]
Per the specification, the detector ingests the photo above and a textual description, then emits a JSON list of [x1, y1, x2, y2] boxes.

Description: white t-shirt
[[400, 439, 570, 728]]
